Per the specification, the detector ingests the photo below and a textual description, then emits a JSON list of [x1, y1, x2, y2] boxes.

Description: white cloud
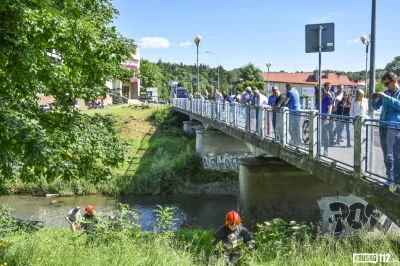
[[138, 37, 170, 48], [180, 41, 192, 47], [348, 38, 359, 44]]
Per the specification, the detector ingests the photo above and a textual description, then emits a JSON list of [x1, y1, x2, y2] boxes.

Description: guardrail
[[172, 98, 400, 189]]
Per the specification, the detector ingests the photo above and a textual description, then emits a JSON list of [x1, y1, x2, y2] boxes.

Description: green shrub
[[0, 204, 17, 238]]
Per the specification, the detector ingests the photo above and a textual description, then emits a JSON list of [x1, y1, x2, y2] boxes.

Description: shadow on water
[[0, 194, 237, 231]]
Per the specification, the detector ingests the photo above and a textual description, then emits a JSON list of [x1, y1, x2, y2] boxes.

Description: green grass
[[1, 226, 399, 266]]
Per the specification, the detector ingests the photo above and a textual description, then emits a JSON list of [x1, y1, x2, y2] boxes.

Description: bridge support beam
[[238, 157, 348, 225], [195, 129, 251, 157], [183, 121, 203, 135]]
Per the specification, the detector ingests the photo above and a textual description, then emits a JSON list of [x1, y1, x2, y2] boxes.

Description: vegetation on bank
[[6, 106, 237, 196], [0, 203, 399, 266]]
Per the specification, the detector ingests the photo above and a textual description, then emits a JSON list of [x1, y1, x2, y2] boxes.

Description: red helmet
[[225, 211, 241, 226], [85, 205, 94, 213]]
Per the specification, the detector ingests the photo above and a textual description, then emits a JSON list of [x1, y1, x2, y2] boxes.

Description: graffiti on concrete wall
[[318, 195, 400, 236], [202, 152, 253, 171]]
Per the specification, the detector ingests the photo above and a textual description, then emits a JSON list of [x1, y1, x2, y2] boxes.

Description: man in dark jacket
[[213, 211, 255, 263]]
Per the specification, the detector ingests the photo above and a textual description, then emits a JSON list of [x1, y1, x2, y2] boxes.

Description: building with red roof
[[262, 70, 363, 98]]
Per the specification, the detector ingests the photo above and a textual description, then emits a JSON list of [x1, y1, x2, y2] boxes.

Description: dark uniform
[[213, 225, 256, 263], [82, 213, 98, 231]]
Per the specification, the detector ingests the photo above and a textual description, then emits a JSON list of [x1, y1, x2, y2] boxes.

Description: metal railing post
[[233, 103, 237, 127], [245, 105, 250, 131], [260, 107, 265, 137], [354, 116, 366, 178], [280, 107, 288, 147], [308, 110, 318, 160]]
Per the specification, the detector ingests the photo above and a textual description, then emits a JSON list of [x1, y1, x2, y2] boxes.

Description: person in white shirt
[[64, 206, 81, 231], [350, 89, 369, 117], [215, 90, 223, 102]]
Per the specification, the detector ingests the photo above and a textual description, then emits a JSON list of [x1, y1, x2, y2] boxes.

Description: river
[[0, 194, 237, 231]]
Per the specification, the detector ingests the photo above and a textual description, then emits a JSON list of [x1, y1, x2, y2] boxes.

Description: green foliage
[[176, 229, 214, 255], [0, 204, 17, 239], [237, 81, 265, 92], [0, 0, 135, 193], [385, 56, 400, 77], [153, 205, 178, 233], [239, 63, 264, 82], [253, 218, 310, 257], [376, 82, 386, 92]]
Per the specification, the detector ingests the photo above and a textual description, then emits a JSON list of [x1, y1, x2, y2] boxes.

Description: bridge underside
[[175, 108, 400, 223]]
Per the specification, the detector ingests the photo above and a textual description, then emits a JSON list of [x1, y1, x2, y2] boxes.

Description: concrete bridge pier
[[196, 129, 251, 157], [238, 157, 349, 225], [183, 120, 203, 135]]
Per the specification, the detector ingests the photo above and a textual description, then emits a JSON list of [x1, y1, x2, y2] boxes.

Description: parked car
[[94, 102, 103, 109], [39, 104, 50, 111]]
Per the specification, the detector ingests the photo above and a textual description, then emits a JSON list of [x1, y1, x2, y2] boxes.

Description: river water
[[0, 194, 237, 231]]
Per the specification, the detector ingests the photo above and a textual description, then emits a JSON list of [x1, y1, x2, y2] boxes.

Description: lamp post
[[206, 51, 219, 92], [360, 35, 371, 97], [266, 62, 272, 95], [194, 36, 201, 94], [174, 62, 178, 96]]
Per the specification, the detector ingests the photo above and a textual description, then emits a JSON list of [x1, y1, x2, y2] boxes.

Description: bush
[[0, 204, 18, 238]]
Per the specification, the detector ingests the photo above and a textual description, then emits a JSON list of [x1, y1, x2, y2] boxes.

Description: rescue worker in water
[[213, 211, 255, 263]]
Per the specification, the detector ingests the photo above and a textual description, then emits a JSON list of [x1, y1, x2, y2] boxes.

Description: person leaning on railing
[[370, 71, 400, 188]]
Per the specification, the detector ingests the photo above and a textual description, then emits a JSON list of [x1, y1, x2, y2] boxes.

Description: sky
[[111, 0, 400, 74]]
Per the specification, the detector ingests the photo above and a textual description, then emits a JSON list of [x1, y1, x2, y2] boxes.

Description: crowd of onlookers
[[179, 71, 400, 189]]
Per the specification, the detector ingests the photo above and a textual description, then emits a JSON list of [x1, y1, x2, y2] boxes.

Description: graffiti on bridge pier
[[318, 195, 400, 236], [202, 153, 253, 171]]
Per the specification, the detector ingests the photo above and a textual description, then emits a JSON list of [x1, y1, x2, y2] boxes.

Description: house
[[262, 70, 363, 98], [106, 48, 141, 104]]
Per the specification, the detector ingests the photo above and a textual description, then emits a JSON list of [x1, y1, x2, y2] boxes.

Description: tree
[[139, 60, 163, 89], [0, 0, 135, 191], [240, 63, 264, 82], [385, 56, 400, 77]]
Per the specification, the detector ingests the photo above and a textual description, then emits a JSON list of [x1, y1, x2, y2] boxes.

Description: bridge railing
[[171, 98, 399, 188], [364, 119, 400, 184]]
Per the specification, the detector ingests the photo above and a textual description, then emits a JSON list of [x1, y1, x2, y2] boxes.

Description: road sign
[[170, 80, 178, 85], [305, 23, 335, 53]]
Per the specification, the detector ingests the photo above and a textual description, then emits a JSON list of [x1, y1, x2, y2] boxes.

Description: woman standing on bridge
[[350, 89, 369, 117], [336, 91, 352, 147]]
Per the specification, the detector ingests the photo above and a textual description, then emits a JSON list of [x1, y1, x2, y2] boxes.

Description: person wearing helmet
[[213, 211, 255, 263], [81, 205, 99, 231], [64, 206, 81, 232]]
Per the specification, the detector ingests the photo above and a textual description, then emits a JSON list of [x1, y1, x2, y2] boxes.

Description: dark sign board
[[305, 23, 335, 53]]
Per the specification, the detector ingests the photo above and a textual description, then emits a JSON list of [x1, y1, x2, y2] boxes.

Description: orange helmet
[[225, 211, 241, 226], [85, 205, 94, 213]]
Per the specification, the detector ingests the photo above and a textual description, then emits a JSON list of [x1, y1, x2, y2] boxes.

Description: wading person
[[213, 211, 255, 264], [81, 205, 99, 232], [64, 206, 81, 232]]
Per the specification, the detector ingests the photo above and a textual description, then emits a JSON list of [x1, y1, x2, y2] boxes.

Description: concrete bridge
[[172, 99, 400, 233]]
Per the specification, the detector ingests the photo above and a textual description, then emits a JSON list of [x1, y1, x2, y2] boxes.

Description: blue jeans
[[379, 127, 400, 182], [336, 121, 351, 145]]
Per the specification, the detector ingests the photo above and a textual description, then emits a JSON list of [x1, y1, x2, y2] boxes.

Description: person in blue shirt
[[371, 72, 400, 187], [268, 93, 276, 107], [321, 86, 334, 157], [283, 83, 301, 145]]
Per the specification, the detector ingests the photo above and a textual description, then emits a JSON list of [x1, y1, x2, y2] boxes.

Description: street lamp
[[206, 51, 219, 92], [266, 62, 272, 94], [360, 34, 371, 97], [194, 35, 201, 94]]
